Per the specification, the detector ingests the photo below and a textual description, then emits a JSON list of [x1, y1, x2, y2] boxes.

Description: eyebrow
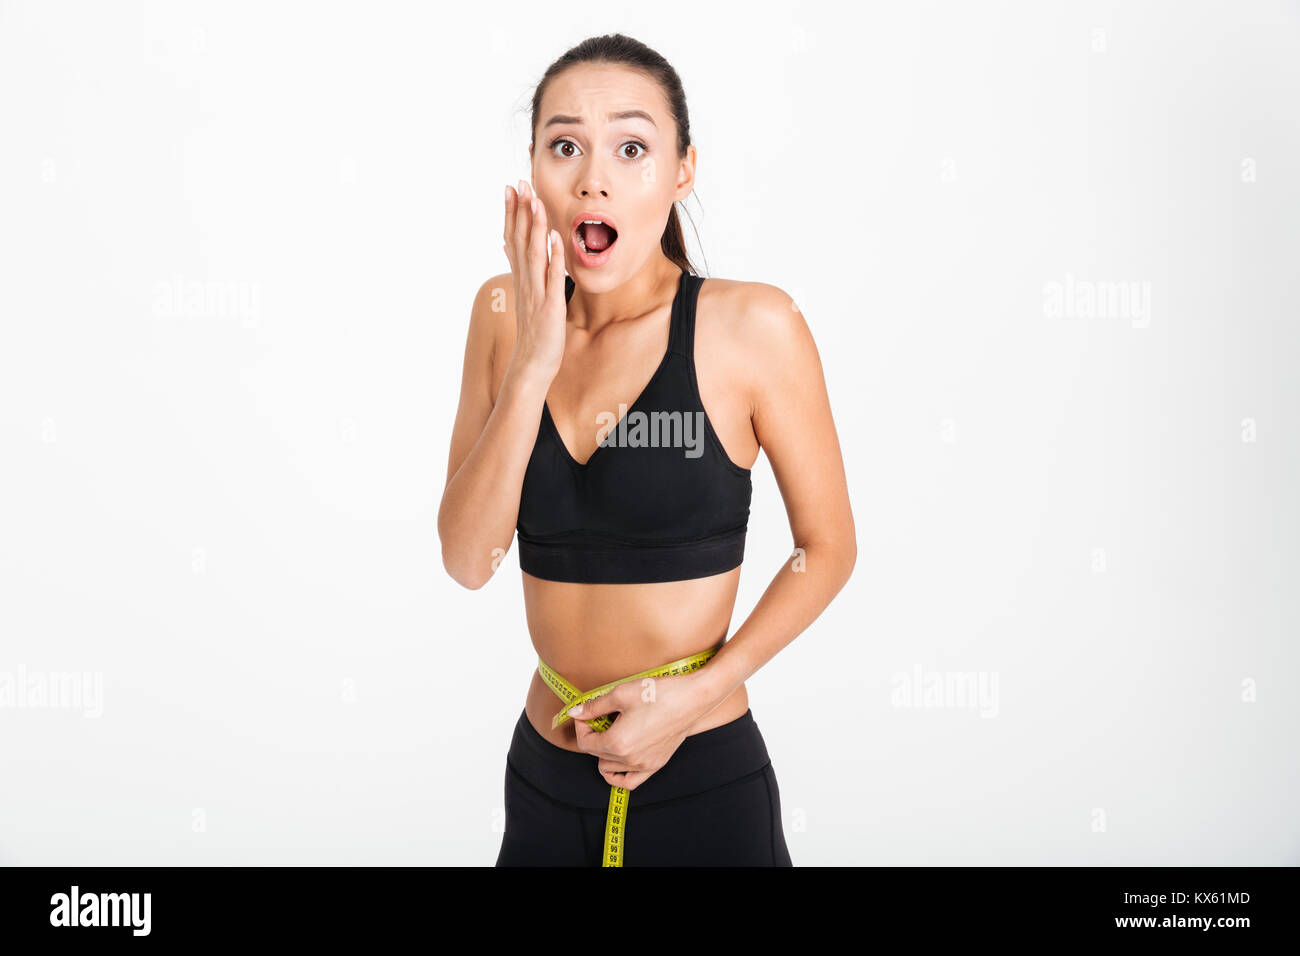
[[542, 109, 658, 130]]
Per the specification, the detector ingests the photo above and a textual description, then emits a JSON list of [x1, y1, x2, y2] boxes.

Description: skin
[[437, 64, 856, 791]]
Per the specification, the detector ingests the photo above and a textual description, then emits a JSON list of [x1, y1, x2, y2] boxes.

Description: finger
[[503, 184, 518, 270], [571, 716, 606, 752], [526, 191, 549, 299], [511, 180, 531, 292], [603, 768, 652, 791], [571, 714, 589, 742], [572, 718, 622, 760], [503, 184, 516, 247], [567, 686, 622, 721], [547, 228, 564, 291], [571, 716, 603, 752], [598, 757, 636, 775]]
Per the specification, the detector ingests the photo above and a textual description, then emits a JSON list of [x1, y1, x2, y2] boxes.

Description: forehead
[[540, 64, 670, 129]]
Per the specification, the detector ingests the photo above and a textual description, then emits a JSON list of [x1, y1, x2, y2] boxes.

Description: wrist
[[502, 356, 555, 399], [692, 657, 740, 714]]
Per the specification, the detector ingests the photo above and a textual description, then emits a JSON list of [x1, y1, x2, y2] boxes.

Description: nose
[[576, 158, 609, 198]]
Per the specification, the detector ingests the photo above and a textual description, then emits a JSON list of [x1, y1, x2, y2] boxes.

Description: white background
[[1, 0, 1296, 865]]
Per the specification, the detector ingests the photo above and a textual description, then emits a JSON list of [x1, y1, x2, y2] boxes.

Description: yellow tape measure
[[536, 646, 719, 867]]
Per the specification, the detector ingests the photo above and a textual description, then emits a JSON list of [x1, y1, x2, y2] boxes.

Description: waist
[[524, 665, 749, 752], [521, 571, 741, 679], [507, 704, 771, 810]]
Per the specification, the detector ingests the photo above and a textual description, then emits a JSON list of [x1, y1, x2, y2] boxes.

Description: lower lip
[[571, 230, 617, 268]]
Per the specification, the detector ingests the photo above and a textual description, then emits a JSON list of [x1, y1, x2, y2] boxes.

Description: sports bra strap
[[673, 270, 701, 362]]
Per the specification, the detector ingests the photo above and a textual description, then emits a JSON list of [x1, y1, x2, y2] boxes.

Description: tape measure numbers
[[536, 646, 719, 867]]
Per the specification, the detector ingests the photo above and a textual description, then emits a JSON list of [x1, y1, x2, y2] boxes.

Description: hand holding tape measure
[[537, 646, 720, 866]]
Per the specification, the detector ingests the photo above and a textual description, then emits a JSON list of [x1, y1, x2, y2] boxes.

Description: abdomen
[[522, 568, 742, 689]]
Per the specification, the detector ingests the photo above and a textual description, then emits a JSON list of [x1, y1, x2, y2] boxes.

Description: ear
[[673, 143, 696, 202]]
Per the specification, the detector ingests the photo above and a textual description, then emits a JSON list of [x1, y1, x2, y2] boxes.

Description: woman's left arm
[[570, 282, 856, 787], [690, 281, 858, 712]]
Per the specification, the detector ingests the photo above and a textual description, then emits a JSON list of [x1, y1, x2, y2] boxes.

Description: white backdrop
[[1, 0, 1296, 865]]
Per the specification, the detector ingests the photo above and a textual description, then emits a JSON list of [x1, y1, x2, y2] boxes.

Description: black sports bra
[[515, 268, 753, 584]]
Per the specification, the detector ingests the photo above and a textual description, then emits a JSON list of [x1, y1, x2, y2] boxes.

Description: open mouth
[[575, 219, 618, 255]]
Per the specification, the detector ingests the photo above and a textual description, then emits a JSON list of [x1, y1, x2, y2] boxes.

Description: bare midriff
[[521, 566, 750, 753]]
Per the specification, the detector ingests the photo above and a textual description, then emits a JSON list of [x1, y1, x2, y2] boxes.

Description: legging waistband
[[506, 706, 772, 811]]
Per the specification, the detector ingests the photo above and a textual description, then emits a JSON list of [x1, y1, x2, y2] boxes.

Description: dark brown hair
[[529, 33, 699, 275]]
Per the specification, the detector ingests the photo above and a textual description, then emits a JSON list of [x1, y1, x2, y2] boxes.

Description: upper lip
[[570, 211, 619, 239]]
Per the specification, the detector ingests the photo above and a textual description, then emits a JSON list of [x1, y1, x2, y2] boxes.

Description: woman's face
[[531, 64, 692, 285]]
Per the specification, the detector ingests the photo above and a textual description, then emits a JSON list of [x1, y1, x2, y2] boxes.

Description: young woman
[[438, 34, 856, 866]]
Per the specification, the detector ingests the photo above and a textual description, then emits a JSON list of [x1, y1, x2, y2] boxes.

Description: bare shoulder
[[471, 271, 518, 331], [696, 275, 821, 380], [467, 272, 520, 393]]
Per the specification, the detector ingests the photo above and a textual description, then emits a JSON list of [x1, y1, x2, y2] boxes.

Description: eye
[[546, 138, 648, 161], [548, 137, 580, 159]]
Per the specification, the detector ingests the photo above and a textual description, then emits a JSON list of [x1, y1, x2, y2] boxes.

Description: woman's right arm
[[437, 184, 566, 589]]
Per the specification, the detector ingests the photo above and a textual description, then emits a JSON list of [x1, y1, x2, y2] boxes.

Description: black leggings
[[495, 706, 793, 866]]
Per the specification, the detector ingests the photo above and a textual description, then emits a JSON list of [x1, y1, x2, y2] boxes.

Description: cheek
[[625, 157, 662, 192], [531, 176, 557, 207], [531, 167, 566, 203], [533, 186, 566, 230], [622, 169, 672, 228]]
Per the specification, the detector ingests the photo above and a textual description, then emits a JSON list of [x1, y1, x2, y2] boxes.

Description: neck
[[567, 254, 681, 330]]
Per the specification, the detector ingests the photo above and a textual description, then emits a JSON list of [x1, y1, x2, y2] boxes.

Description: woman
[[438, 33, 856, 866]]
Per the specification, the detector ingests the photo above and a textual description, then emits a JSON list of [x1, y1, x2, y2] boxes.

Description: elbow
[[453, 570, 491, 591], [829, 531, 857, 591], [834, 535, 857, 591], [444, 559, 490, 591], [795, 533, 856, 590], [437, 516, 494, 590], [440, 545, 493, 590]]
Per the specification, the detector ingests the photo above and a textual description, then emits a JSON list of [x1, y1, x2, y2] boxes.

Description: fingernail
[[568, 704, 583, 716], [531, 197, 538, 214], [505, 185, 511, 200]]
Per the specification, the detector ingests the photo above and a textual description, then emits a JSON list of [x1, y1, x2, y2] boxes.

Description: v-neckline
[[542, 268, 687, 469]]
